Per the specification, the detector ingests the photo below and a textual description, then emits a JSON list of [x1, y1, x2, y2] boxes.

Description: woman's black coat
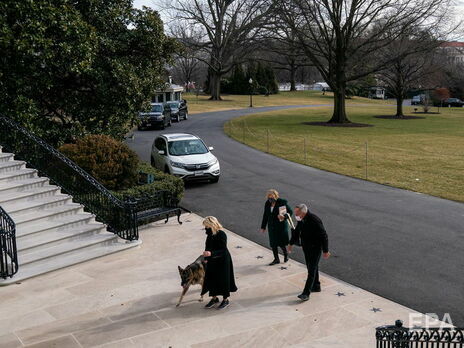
[[201, 229, 237, 298]]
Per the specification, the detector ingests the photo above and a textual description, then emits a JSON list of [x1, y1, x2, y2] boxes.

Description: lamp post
[[249, 78, 253, 107]]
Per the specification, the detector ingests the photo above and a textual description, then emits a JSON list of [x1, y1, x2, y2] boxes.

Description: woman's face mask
[[268, 197, 276, 204], [205, 227, 213, 235]]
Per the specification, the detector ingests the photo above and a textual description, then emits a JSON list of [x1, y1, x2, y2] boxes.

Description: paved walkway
[[0, 214, 444, 347], [127, 105, 464, 325]]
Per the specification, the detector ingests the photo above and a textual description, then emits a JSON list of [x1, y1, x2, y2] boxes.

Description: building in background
[[439, 41, 464, 65], [368, 86, 387, 99], [311, 82, 330, 91], [152, 77, 185, 103]]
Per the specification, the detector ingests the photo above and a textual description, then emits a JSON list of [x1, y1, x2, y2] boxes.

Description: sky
[[135, 0, 464, 39]]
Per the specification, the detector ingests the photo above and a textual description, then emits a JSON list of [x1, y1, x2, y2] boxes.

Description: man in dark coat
[[288, 203, 330, 301]]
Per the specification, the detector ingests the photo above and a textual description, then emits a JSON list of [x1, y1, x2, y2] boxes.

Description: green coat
[[261, 198, 293, 248]]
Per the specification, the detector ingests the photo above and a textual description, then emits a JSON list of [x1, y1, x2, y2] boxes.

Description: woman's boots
[[269, 246, 289, 265]]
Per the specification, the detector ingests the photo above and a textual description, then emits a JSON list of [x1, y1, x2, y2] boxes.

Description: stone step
[[2, 194, 72, 216], [17, 222, 106, 252], [0, 238, 141, 285], [0, 168, 38, 183], [12, 203, 83, 226], [0, 147, 143, 286], [0, 177, 49, 195], [0, 160, 26, 174], [0, 153, 14, 163], [19, 231, 115, 265], [16, 213, 95, 238], [0, 185, 61, 205]]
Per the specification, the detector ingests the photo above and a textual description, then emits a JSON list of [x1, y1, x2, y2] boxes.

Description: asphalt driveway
[[127, 105, 464, 326]]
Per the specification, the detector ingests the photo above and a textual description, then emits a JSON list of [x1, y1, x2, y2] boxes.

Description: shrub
[[59, 135, 139, 190], [113, 162, 184, 203]]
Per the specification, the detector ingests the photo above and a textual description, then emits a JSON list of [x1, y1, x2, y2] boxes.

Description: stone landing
[[0, 214, 446, 347]]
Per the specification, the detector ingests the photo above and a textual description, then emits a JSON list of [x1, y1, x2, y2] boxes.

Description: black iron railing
[[376, 320, 464, 347], [0, 206, 18, 279], [0, 115, 139, 240]]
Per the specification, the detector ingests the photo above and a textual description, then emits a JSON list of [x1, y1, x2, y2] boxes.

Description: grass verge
[[224, 105, 464, 202], [184, 91, 387, 114]]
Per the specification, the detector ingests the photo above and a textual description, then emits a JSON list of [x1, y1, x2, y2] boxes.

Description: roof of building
[[440, 41, 464, 48], [155, 83, 184, 93]]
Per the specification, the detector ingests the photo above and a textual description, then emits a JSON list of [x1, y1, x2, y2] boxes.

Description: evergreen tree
[[0, 0, 177, 145], [264, 65, 278, 94]]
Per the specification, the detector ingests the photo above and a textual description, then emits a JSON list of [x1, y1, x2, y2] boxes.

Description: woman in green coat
[[260, 189, 293, 265]]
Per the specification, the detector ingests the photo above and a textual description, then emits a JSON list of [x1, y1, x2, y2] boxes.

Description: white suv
[[151, 133, 220, 183]]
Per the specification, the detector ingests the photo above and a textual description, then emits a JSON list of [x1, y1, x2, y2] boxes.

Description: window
[[154, 137, 166, 152], [167, 101, 180, 109], [168, 140, 208, 156], [151, 104, 163, 113]]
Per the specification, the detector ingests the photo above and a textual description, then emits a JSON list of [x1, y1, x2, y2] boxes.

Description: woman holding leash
[[260, 189, 293, 265], [201, 216, 238, 309]]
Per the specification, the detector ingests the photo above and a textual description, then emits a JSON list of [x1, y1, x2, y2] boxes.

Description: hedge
[[59, 135, 139, 190], [113, 162, 184, 203]]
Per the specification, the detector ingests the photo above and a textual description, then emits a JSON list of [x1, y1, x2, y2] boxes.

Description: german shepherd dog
[[177, 255, 206, 307]]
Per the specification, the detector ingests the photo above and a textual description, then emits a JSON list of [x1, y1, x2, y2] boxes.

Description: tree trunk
[[329, 87, 350, 123], [395, 96, 404, 118], [209, 72, 222, 100], [290, 63, 296, 91]]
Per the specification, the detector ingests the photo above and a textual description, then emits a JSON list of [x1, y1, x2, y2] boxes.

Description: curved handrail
[[0, 115, 138, 240], [0, 206, 18, 278], [0, 116, 126, 208]]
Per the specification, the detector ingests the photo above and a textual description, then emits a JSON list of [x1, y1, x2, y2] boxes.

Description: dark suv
[[442, 98, 464, 107], [165, 100, 188, 122], [138, 103, 172, 130]]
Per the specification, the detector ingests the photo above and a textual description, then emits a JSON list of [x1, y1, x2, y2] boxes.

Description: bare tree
[[259, 18, 312, 91], [168, 24, 206, 91], [164, 0, 273, 100], [277, 0, 452, 123], [378, 31, 443, 118]]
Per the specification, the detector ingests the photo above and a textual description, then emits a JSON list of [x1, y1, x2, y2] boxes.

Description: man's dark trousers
[[302, 245, 321, 296]]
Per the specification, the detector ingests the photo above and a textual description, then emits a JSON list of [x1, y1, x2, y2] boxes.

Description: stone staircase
[[0, 147, 141, 285]]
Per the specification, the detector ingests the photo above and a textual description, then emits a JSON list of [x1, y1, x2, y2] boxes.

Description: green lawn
[[184, 90, 386, 114], [225, 105, 464, 202]]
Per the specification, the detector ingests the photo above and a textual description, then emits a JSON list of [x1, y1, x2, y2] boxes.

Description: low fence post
[[365, 141, 368, 180], [242, 120, 245, 143], [304, 137, 307, 164], [267, 129, 270, 153]]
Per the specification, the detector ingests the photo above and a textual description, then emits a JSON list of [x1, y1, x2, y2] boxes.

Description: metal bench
[[132, 191, 190, 226]]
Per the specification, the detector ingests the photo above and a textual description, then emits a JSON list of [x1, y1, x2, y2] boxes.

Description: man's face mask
[[295, 215, 302, 222]]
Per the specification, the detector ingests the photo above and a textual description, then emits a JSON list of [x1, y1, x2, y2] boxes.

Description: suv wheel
[[150, 156, 155, 167], [168, 119, 172, 127], [184, 113, 188, 120], [164, 166, 170, 174]]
